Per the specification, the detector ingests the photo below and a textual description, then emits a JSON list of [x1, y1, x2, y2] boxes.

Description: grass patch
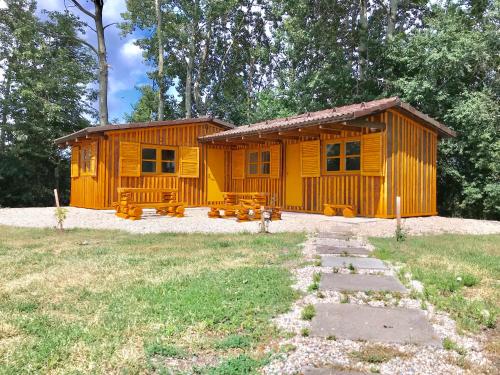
[[0, 226, 304, 374], [371, 234, 499, 332], [301, 304, 316, 320], [350, 344, 409, 364]]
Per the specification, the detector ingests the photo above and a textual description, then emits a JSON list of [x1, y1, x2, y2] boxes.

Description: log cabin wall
[[70, 123, 224, 209], [383, 109, 438, 217]]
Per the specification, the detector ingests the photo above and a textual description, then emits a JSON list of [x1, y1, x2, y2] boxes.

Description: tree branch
[[75, 37, 98, 55], [68, 0, 96, 20], [104, 22, 118, 30]]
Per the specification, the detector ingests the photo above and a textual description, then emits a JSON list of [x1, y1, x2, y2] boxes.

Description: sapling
[[54, 207, 68, 231]]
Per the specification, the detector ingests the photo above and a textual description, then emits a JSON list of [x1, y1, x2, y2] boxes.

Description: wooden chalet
[[55, 97, 456, 218]]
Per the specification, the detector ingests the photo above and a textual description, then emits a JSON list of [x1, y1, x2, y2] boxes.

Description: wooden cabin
[[55, 97, 456, 218]]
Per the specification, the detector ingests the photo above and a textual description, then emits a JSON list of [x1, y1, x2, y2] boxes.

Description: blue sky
[[36, 0, 153, 123]]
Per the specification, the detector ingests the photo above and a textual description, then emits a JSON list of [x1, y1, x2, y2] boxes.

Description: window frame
[[323, 137, 362, 175], [247, 148, 271, 177], [80, 144, 93, 176], [141, 144, 177, 176]]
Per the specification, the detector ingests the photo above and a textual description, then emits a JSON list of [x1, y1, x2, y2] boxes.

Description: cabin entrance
[[207, 148, 225, 203], [285, 143, 302, 207]]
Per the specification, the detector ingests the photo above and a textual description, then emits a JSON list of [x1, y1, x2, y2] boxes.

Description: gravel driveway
[[0, 207, 499, 236]]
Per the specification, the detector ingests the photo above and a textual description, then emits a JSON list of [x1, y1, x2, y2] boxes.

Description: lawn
[[371, 234, 500, 333], [0, 226, 305, 374]]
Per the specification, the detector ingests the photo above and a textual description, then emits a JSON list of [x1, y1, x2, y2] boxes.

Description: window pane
[[345, 156, 360, 171], [261, 162, 270, 175], [346, 141, 360, 156], [161, 161, 175, 173], [249, 152, 258, 163], [142, 148, 156, 160], [326, 158, 340, 172], [142, 160, 156, 173], [326, 143, 341, 157], [249, 163, 258, 175], [161, 149, 175, 161], [261, 151, 270, 162]]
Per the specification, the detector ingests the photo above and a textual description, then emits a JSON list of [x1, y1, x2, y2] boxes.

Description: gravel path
[[0, 207, 499, 235], [262, 233, 496, 375]]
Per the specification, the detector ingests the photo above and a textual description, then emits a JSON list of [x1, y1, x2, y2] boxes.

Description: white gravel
[[2, 207, 498, 236]]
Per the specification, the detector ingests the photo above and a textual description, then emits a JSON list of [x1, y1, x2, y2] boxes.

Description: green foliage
[[443, 337, 467, 355], [54, 207, 68, 231], [395, 225, 407, 242], [301, 304, 315, 320], [124, 84, 179, 123], [215, 335, 251, 350], [204, 354, 268, 375]]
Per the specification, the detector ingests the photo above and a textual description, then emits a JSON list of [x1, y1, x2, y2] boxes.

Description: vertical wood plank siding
[[384, 109, 437, 217]]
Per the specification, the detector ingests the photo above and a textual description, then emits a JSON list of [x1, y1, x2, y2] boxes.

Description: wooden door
[[285, 143, 302, 206], [207, 148, 225, 203]]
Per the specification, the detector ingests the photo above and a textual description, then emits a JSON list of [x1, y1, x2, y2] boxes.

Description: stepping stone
[[304, 369, 366, 375], [321, 256, 388, 270], [316, 238, 364, 248], [316, 245, 371, 256], [311, 304, 441, 346], [317, 232, 352, 240], [320, 273, 407, 293]]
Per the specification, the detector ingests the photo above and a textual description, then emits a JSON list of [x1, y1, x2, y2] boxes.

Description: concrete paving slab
[[303, 369, 366, 375], [321, 256, 388, 270], [316, 245, 371, 256], [320, 273, 407, 293], [316, 238, 363, 247], [311, 304, 441, 346], [317, 232, 352, 240]]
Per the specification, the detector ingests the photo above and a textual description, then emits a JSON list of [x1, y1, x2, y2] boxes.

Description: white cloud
[[103, 0, 127, 23], [120, 39, 143, 61], [0, 0, 7, 10]]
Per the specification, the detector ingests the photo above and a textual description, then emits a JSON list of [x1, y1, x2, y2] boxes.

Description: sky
[[36, 0, 153, 123]]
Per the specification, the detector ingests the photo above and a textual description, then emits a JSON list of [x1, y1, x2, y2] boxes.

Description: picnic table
[[113, 188, 185, 220], [208, 192, 281, 222]]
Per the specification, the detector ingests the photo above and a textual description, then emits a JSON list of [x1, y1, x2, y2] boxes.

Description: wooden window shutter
[[300, 140, 320, 177], [361, 132, 384, 176], [71, 146, 80, 178], [90, 141, 98, 177], [119, 142, 141, 177], [232, 149, 245, 179], [270, 144, 281, 179], [179, 146, 199, 178]]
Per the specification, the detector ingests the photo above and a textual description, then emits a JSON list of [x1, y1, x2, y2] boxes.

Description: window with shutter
[[361, 132, 383, 176], [300, 140, 320, 177], [90, 142, 98, 177], [270, 144, 281, 179], [119, 142, 141, 177], [232, 149, 245, 179], [179, 146, 199, 178], [71, 146, 80, 178]]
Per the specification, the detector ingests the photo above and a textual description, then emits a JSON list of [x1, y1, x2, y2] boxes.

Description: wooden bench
[[113, 188, 185, 220], [208, 192, 281, 222], [323, 203, 356, 218]]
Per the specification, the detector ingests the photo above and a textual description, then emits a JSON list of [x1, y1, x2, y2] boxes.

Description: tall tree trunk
[[387, 0, 398, 40], [185, 23, 195, 118], [155, 0, 165, 121], [94, 1, 109, 125], [0, 71, 11, 153], [193, 27, 210, 115], [247, 55, 254, 123], [358, 0, 368, 83]]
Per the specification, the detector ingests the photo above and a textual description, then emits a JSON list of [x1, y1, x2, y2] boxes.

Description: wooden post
[[54, 189, 60, 208], [396, 196, 401, 230]]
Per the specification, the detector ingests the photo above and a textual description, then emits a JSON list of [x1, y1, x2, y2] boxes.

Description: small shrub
[[301, 304, 316, 320], [308, 282, 319, 292], [300, 328, 310, 337], [460, 274, 479, 287], [443, 337, 467, 355], [395, 225, 406, 242], [54, 207, 68, 231]]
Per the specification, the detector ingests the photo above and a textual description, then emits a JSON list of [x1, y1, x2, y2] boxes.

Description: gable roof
[[199, 97, 456, 141], [54, 117, 234, 145]]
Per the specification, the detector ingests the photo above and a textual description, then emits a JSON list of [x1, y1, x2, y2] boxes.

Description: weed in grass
[[300, 328, 310, 337], [313, 259, 322, 267], [350, 345, 409, 364], [420, 300, 428, 310], [301, 304, 316, 320], [308, 282, 319, 292], [204, 354, 268, 375], [313, 272, 321, 283], [395, 225, 407, 242], [145, 342, 186, 358], [460, 274, 480, 288], [443, 338, 467, 355], [281, 344, 296, 353], [215, 335, 251, 349]]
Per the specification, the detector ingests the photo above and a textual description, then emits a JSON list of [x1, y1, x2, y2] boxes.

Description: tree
[[155, 0, 166, 120], [0, 0, 96, 207], [125, 84, 178, 122], [67, 0, 110, 125]]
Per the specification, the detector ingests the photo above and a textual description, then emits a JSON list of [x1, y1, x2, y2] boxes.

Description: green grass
[[0, 225, 305, 374], [301, 304, 316, 320], [371, 234, 500, 332]]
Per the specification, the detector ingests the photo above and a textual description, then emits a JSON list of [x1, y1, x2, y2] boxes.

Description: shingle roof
[[199, 97, 456, 141], [54, 117, 234, 144]]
